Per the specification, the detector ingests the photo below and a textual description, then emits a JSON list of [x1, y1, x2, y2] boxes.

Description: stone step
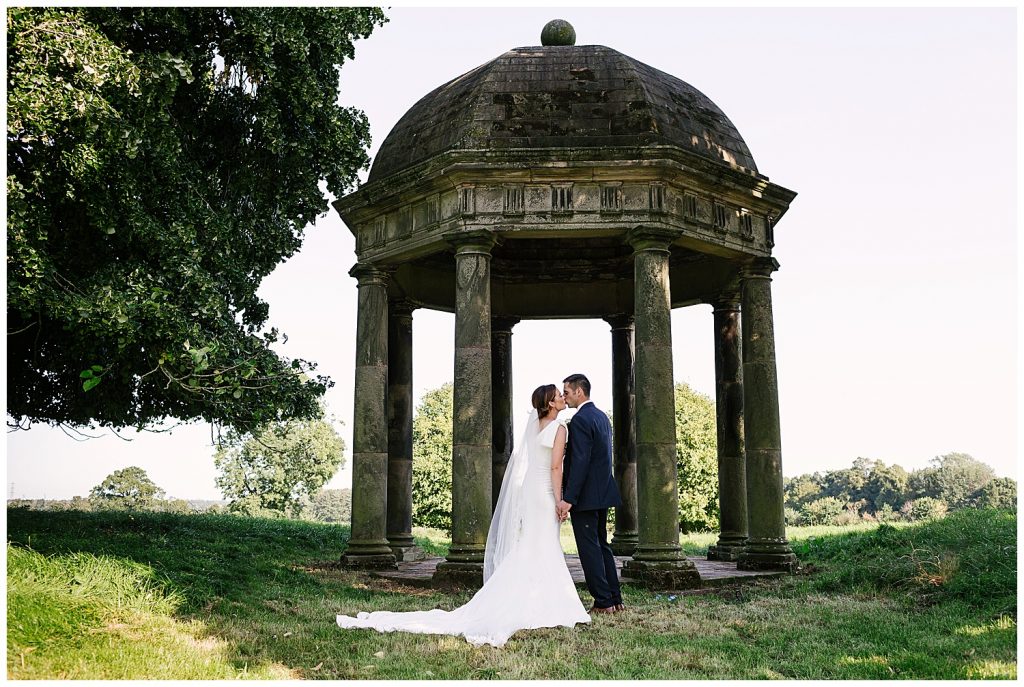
[[373, 554, 785, 590]]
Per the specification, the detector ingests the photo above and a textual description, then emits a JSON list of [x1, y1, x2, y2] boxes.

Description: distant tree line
[[8, 464, 351, 524], [785, 452, 1016, 526]]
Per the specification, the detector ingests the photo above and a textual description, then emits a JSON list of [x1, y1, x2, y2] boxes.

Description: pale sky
[[5, 7, 1018, 501]]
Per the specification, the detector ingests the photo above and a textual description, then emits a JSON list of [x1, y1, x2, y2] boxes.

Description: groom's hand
[[557, 499, 572, 521]]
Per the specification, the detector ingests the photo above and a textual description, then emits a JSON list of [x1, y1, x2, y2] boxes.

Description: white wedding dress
[[336, 411, 590, 647]]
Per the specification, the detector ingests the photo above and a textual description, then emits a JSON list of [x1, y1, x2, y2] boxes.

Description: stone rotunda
[[334, 20, 799, 588]]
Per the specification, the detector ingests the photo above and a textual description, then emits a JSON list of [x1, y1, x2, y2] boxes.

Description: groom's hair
[[562, 373, 591, 397]]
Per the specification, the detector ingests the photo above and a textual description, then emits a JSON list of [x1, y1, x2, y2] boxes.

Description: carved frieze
[[503, 185, 525, 216], [649, 182, 666, 214], [551, 183, 573, 215], [459, 184, 476, 217], [738, 210, 754, 242], [600, 183, 623, 214]]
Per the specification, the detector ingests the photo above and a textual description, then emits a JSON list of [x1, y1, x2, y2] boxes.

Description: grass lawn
[[6, 507, 1016, 679]]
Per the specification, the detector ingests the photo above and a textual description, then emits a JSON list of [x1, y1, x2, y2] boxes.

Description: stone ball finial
[[541, 19, 576, 46]]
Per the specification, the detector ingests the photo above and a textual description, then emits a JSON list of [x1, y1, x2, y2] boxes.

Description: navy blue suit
[[563, 401, 622, 609]]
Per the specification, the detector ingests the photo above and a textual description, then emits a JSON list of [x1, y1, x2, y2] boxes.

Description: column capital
[[711, 289, 742, 312], [491, 316, 520, 334], [603, 313, 635, 330], [349, 262, 391, 286], [389, 298, 417, 319], [627, 226, 679, 253], [444, 229, 498, 256], [740, 257, 781, 279]]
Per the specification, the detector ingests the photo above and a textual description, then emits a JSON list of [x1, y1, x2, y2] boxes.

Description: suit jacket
[[562, 401, 621, 511]]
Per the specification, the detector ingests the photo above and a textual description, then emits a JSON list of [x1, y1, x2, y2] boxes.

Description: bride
[[336, 384, 591, 647]]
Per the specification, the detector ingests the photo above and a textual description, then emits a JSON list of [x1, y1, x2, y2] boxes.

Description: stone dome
[[368, 44, 758, 183]]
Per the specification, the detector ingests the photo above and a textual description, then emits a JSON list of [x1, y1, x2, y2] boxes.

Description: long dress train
[[335, 414, 590, 647]]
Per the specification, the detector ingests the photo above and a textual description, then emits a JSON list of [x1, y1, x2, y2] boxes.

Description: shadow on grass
[[5, 507, 444, 677], [6, 507, 1017, 679]]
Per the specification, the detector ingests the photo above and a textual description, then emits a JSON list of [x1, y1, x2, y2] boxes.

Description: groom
[[557, 374, 625, 614]]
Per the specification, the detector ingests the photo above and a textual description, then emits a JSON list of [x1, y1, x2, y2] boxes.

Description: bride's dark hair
[[531, 384, 558, 419]]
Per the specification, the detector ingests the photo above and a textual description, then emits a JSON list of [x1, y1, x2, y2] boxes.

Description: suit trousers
[[569, 508, 622, 608]]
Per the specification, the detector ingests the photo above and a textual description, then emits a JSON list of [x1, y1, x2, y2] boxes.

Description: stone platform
[[374, 554, 785, 591]]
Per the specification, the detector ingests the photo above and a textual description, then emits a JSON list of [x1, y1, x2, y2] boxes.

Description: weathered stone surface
[[709, 297, 748, 561], [738, 260, 796, 572], [368, 45, 759, 182], [445, 238, 495, 573], [607, 315, 638, 556], [629, 231, 688, 569], [491, 318, 517, 508], [343, 266, 396, 569], [622, 558, 701, 590], [386, 301, 415, 550], [345, 451, 395, 567]]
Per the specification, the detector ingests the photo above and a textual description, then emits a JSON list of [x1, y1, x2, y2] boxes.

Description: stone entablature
[[339, 156, 794, 266]]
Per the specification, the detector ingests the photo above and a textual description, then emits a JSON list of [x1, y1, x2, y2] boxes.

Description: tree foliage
[[214, 414, 345, 517], [7, 7, 386, 431], [674, 382, 719, 533], [786, 452, 1011, 524], [89, 466, 164, 510], [306, 488, 352, 523], [411, 384, 454, 530], [800, 496, 846, 526], [925, 452, 996, 510], [973, 477, 1017, 511]]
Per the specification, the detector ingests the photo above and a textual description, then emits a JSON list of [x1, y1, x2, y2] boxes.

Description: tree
[[800, 496, 845, 526], [156, 498, 193, 514], [820, 460, 871, 504], [214, 414, 345, 517], [902, 496, 948, 521], [928, 452, 996, 510], [673, 383, 719, 533], [307, 488, 352, 523], [863, 461, 909, 512], [973, 477, 1017, 511], [89, 466, 164, 509], [785, 473, 824, 510], [7, 7, 386, 431], [412, 384, 454, 530]]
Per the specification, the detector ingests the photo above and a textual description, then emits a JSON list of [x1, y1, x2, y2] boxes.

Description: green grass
[[6, 507, 1016, 679]]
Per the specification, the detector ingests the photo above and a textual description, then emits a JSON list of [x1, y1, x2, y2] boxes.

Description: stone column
[[621, 228, 700, 589], [491, 317, 519, 510], [737, 258, 798, 572], [707, 292, 749, 561], [341, 264, 397, 569], [605, 314, 638, 556], [434, 230, 496, 587], [386, 299, 424, 562]]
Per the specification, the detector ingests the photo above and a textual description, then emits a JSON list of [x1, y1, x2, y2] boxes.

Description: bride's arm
[[551, 424, 567, 501]]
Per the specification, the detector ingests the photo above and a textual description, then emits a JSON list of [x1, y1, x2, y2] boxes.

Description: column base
[[610, 532, 638, 557], [390, 544, 428, 562], [431, 561, 483, 589], [386, 534, 426, 561], [340, 539, 397, 569], [737, 538, 798, 572], [340, 552, 398, 570], [707, 536, 748, 562], [621, 558, 701, 590]]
